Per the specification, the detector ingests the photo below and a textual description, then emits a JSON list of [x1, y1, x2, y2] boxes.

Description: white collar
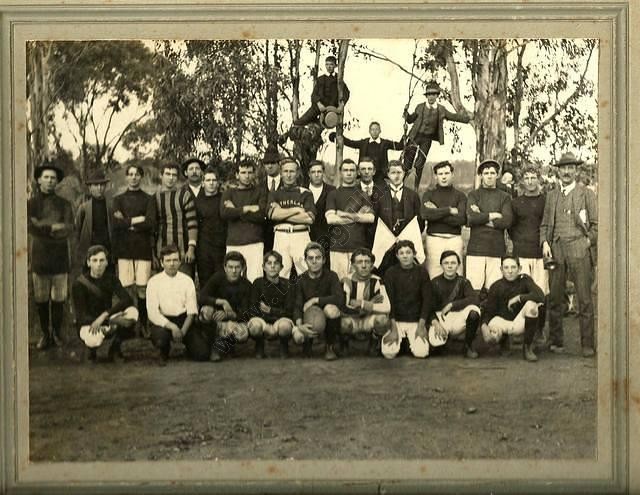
[[189, 184, 202, 195], [560, 181, 576, 195], [308, 183, 324, 191], [369, 137, 381, 144], [389, 185, 404, 193], [361, 182, 373, 190], [427, 102, 438, 110]]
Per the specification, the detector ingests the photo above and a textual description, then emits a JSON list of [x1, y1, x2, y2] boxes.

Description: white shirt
[[189, 184, 202, 197], [427, 102, 438, 110], [308, 183, 324, 203], [146, 271, 198, 327], [369, 138, 382, 144], [361, 182, 374, 197], [560, 181, 576, 196], [389, 185, 404, 202], [267, 175, 281, 192]]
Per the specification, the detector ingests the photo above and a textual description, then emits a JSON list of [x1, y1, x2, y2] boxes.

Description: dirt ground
[[28, 315, 596, 462]]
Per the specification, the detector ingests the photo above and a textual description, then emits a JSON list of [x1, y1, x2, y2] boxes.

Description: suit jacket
[[309, 182, 335, 243], [263, 176, 283, 250], [311, 74, 350, 107], [540, 183, 598, 258], [406, 103, 470, 144], [181, 183, 205, 200], [375, 186, 424, 236], [75, 197, 113, 260]]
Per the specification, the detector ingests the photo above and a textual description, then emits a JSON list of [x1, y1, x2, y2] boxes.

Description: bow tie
[[369, 138, 381, 144]]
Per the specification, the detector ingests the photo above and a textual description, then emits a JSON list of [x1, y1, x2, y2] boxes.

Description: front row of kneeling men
[[74, 239, 544, 364]]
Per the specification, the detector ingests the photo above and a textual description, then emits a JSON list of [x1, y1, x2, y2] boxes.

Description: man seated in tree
[[403, 81, 471, 188], [325, 159, 375, 280], [340, 248, 390, 357], [428, 251, 481, 359], [198, 251, 253, 362], [72, 245, 138, 364], [292, 55, 350, 128], [382, 240, 433, 359], [29, 160, 74, 350], [146, 245, 212, 364], [292, 242, 344, 360], [247, 251, 295, 359], [330, 121, 403, 185], [154, 163, 198, 278], [480, 255, 545, 362]]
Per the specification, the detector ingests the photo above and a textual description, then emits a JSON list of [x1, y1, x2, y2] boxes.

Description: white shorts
[[341, 314, 389, 336], [330, 251, 353, 282], [482, 300, 541, 343], [217, 321, 250, 343], [428, 304, 481, 346], [273, 231, 310, 279], [426, 235, 464, 279], [465, 256, 502, 291], [227, 243, 264, 282], [79, 306, 139, 348], [518, 257, 549, 295], [381, 321, 429, 359], [117, 259, 152, 288], [248, 317, 294, 339]]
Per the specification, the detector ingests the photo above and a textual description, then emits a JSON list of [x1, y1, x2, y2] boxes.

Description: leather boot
[[464, 310, 480, 359], [339, 335, 350, 357], [36, 302, 51, 350], [302, 338, 314, 358], [324, 343, 338, 361], [523, 316, 538, 362], [279, 337, 289, 359], [50, 302, 65, 347], [368, 335, 381, 357], [254, 337, 266, 359], [499, 335, 512, 357]]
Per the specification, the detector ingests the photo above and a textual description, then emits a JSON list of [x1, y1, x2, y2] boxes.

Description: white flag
[[371, 217, 425, 268]]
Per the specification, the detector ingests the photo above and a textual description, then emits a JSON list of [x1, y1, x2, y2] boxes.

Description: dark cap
[[34, 160, 64, 182], [477, 159, 501, 175], [424, 81, 441, 95], [181, 157, 206, 176], [84, 169, 110, 185]]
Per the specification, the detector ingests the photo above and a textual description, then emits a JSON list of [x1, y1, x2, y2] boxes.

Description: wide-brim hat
[[84, 169, 110, 185], [477, 159, 501, 174], [552, 152, 584, 167], [321, 106, 339, 129], [424, 81, 441, 95], [34, 161, 64, 182], [262, 146, 280, 164], [181, 157, 206, 176]]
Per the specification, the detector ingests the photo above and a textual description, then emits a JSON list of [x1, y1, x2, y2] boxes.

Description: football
[[303, 305, 326, 334]]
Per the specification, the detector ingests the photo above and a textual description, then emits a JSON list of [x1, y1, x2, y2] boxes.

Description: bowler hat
[[34, 160, 64, 182], [181, 157, 206, 176], [477, 159, 501, 175], [552, 152, 583, 167], [424, 81, 441, 95], [262, 146, 280, 164], [84, 169, 110, 185], [321, 106, 339, 129]]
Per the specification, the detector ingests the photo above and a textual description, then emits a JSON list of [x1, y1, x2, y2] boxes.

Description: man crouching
[[72, 245, 138, 363], [428, 250, 482, 358], [247, 251, 295, 359], [198, 251, 252, 362], [480, 255, 545, 362], [340, 248, 390, 357]]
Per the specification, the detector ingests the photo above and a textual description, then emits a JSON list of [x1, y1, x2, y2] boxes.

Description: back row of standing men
[[29, 144, 597, 363]]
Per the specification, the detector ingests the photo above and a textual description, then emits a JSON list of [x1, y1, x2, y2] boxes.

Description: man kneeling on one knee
[[198, 251, 252, 362], [73, 245, 138, 363], [480, 255, 545, 362], [247, 251, 295, 359], [340, 248, 390, 357], [382, 240, 433, 359], [428, 250, 481, 358]]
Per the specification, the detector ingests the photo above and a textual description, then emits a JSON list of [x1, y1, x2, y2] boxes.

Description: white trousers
[[273, 231, 310, 279], [381, 321, 429, 359], [482, 300, 541, 343], [227, 243, 264, 282], [330, 251, 353, 282], [518, 257, 549, 295], [428, 304, 482, 347], [426, 235, 464, 279], [466, 256, 502, 291]]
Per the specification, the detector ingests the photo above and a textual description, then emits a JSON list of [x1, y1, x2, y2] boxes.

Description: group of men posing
[[29, 137, 597, 364]]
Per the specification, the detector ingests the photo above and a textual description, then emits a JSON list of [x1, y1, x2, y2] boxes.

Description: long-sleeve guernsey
[[294, 269, 344, 322], [466, 187, 513, 257], [220, 186, 266, 245], [198, 272, 253, 322], [430, 274, 478, 314], [72, 272, 133, 326], [155, 188, 198, 258], [421, 186, 467, 235], [383, 264, 432, 322], [195, 192, 227, 250], [146, 271, 198, 327], [341, 274, 390, 315], [481, 274, 544, 324], [28, 191, 74, 274], [111, 188, 156, 261], [248, 277, 295, 323], [508, 194, 546, 259]]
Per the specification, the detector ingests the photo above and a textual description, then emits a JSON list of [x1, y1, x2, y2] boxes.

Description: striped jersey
[[155, 188, 198, 258], [342, 274, 390, 315]]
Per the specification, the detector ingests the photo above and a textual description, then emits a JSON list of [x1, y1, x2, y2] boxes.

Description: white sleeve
[[373, 283, 391, 314], [185, 278, 199, 316], [146, 277, 170, 327]]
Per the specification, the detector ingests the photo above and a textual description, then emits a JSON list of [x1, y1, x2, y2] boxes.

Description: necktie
[[367, 185, 373, 197], [270, 178, 276, 192]]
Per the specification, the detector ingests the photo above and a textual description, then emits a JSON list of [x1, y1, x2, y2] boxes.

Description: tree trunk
[[472, 40, 508, 168], [288, 40, 301, 121], [334, 39, 350, 186], [313, 40, 321, 83]]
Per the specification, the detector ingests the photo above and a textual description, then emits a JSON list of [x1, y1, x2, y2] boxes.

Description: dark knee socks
[[36, 302, 50, 336], [465, 310, 481, 347], [51, 302, 64, 337]]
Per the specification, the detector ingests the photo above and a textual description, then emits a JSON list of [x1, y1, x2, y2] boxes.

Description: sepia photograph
[[26, 36, 599, 461], [1, 1, 634, 493]]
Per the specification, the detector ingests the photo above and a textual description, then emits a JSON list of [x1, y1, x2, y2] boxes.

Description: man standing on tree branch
[[403, 81, 470, 188]]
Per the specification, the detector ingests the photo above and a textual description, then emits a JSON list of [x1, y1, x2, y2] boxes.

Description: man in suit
[[540, 152, 597, 357], [181, 158, 206, 200], [329, 121, 403, 184], [307, 160, 335, 269], [75, 169, 113, 268], [373, 160, 424, 275], [262, 147, 282, 252], [403, 81, 471, 188], [293, 55, 350, 127]]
